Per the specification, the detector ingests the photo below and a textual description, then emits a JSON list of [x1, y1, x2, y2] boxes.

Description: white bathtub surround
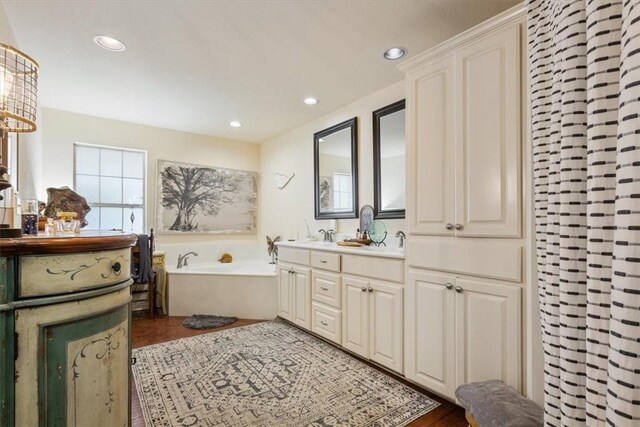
[[162, 240, 277, 320]]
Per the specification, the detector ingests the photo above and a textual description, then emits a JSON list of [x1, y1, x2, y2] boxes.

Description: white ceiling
[[2, 0, 520, 143]]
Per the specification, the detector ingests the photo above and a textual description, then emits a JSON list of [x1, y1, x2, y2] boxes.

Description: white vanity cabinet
[[405, 270, 521, 399], [342, 271, 404, 373], [277, 247, 312, 329], [277, 243, 404, 373]]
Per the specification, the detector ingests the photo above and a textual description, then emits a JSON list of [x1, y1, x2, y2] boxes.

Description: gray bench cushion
[[455, 380, 544, 427]]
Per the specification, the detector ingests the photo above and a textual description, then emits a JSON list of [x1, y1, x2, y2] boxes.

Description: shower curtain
[[529, 0, 640, 425]]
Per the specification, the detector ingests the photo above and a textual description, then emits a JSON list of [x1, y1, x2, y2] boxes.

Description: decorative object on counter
[[218, 253, 233, 263], [359, 204, 374, 236], [43, 186, 91, 227], [337, 241, 364, 247], [368, 220, 388, 247], [273, 172, 295, 189], [304, 219, 318, 241], [21, 199, 39, 235], [266, 235, 280, 264], [182, 314, 237, 330], [54, 211, 81, 235], [43, 217, 56, 236], [156, 160, 258, 234]]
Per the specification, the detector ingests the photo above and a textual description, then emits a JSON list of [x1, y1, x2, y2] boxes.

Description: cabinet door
[[405, 270, 455, 396], [292, 266, 311, 330], [455, 278, 521, 391], [14, 288, 131, 426], [406, 55, 456, 236], [277, 265, 293, 321], [369, 281, 403, 373], [454, 24, 521, 238], [341, 276, 369, 358]]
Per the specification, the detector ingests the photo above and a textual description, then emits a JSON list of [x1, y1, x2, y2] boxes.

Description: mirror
[[314, 117, 358, 219], [373, 100, 405, 219]]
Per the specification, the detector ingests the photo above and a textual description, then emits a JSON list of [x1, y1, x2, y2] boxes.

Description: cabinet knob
[[321, 287, 329, 291], [361, 287, 367, 292], [445, 223, 454, 230], [454, 285, 463, 293], [445, 283, 453, 290], [112, 262, 121, 273], [368, 287, 374, 293], [455, 223, 463, 231]]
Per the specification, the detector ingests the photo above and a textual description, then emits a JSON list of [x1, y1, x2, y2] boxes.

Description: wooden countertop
[[0, 232, 137, 256]]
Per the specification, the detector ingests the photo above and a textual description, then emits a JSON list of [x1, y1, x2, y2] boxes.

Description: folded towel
[[132, 234, 154, 283]]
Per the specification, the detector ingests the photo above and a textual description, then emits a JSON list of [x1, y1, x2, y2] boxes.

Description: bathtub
[[165, 246, 278, 320]]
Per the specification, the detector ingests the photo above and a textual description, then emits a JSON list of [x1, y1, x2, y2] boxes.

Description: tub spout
[[177, 251, 199, 269]]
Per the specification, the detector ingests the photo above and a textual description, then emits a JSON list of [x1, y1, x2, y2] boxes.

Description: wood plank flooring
[[131, 316, 467, 427]]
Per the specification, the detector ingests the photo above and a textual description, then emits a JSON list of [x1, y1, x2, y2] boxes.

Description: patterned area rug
[[132, 320, 439, 426]]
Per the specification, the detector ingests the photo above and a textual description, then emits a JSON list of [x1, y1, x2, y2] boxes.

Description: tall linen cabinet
[[399, 6, 530, 401]]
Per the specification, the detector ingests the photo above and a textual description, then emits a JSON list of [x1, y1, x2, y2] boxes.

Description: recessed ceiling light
[[303, 97, 318, 105], [384, 47, 406, 60], [230, 121, 242, 128], [94, 35, 126, 52]]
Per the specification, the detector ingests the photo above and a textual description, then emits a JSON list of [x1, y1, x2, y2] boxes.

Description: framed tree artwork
[[156, 160, 258, 234]]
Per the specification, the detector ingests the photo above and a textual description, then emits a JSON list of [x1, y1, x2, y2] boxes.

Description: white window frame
[[73, 142, 147, 232], [333, 172, 352, 211]]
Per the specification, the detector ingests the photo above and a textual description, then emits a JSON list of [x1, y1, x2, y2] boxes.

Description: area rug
[[132, 320, 439, 426], [182, 314, 237, 329]]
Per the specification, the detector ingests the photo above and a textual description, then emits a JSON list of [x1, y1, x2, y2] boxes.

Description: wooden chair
[[131, 229, 156, 318]]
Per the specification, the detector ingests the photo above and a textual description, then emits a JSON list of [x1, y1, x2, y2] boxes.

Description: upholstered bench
[[455, 380, 544, 427]]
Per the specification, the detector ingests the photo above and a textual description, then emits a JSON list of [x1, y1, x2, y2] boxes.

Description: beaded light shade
[[0, 43, 39, 133]]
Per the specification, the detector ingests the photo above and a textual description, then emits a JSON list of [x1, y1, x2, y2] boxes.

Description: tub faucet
[[395, 231, 406, 248], [177, 251, 198, 269]]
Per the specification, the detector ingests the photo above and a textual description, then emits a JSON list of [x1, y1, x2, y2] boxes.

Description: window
[[74, 143, 146, 232], [333, 173, 352, 211]]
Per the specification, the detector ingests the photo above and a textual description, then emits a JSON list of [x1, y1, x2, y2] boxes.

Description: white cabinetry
[[277, 245, 404, 373], [277, 264, 311, 329], [400, 6, 529, 402], [405, 22, 521, 239], [405, 270, 521, 399]]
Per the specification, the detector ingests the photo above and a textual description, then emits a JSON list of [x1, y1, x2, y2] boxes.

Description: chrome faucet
[[318, 229, 335, 242], [395, 231, 406, 248], [177, 251, 198, 269]]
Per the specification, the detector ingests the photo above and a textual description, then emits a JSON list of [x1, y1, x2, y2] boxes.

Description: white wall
[[38, 108, 260, 244], [260, 82, 406, 245]]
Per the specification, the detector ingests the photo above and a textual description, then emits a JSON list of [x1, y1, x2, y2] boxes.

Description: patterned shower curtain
[[528, 0, 640, 425]]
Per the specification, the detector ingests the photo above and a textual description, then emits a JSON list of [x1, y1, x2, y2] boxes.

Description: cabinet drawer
[[310, 251, 341, 272], [311, 302, 342, 344], [279, 247, 310, 266], [342, 255, 404, 284], [312, 270, 341, 309], [19, 248, 131, 298]]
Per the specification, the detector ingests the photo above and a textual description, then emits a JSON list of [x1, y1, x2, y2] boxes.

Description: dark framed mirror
[[373, 100, 405, 219], [314, 117, 358, 219]]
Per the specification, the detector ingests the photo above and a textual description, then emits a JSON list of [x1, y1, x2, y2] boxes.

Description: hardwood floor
[[131, 316, 466, 427]]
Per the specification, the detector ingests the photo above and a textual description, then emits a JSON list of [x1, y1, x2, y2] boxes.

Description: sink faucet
[[177, 251, 198, 269], [318, 229, 335, 242], [395, 231, 406, 248]]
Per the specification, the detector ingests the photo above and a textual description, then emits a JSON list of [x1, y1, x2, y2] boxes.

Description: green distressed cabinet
[[0, 233, 137, 426]]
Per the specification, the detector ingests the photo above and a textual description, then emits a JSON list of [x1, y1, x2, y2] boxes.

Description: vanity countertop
[[276, 240, 404, 260]]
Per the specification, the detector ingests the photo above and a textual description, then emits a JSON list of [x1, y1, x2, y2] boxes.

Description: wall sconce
[[0, 43, 39, 237]]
